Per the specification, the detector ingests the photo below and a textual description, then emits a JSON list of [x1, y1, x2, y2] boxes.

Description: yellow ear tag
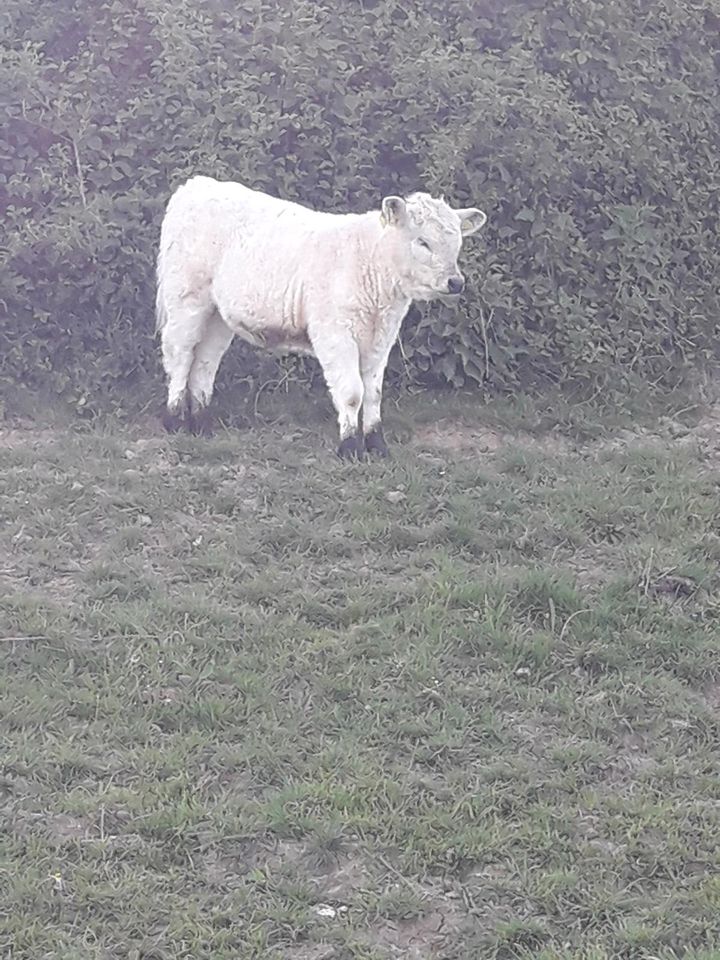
[[380, 212, 387, 227]]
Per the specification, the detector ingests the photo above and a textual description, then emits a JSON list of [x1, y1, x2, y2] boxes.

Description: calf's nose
[[447, 276, 465, 295]]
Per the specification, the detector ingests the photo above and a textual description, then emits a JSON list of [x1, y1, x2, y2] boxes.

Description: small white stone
[[313, 904, 337, 919]]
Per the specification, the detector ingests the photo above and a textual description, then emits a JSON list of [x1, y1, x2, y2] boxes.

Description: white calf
[[156, 176, 486, 457]]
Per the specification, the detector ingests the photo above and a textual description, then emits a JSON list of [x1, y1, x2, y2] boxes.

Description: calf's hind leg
[[161, 299, 214, 432], [310, 329, 365, 459], [186, 312, 234, 435]]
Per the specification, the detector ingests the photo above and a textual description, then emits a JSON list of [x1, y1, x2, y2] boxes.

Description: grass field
[[2, 387, 720, 960]]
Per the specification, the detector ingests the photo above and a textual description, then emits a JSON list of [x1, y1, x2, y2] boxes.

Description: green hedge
[[2, 0, 719, 409]]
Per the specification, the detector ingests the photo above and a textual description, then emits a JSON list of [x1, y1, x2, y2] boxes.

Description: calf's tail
[[154, 246, 168, 336]]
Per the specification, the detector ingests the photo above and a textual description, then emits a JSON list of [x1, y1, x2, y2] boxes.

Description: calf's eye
[[417, 238, 431, 251]]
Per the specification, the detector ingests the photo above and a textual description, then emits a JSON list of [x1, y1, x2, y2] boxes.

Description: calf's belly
[[212, 252, 316, 356], [233, 322, 314, 356]]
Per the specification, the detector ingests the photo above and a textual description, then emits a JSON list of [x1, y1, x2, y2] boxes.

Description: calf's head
[[381, 192, 486, 302]]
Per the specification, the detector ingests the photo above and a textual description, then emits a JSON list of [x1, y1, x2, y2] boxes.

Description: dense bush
[[2, 0, 719, 408]]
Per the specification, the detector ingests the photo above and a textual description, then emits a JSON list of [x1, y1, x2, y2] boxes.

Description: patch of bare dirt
[[202, 838, 372, 900], [562, 544, 621, 592], [122, 435, 178, 475], [598, 734, 659, 786], [0, 425, 59, 450], [0, 569, 80, 606], [283, 948, 336, 960], [679, 406, 720, 466], [314, 855, 369, 900], [363, 870, 524, 959], [701, 681, 720, 710], [129, 413, 170, 438], [679, 403, 720, 445], [45, 813, 93, 842], [411, 402, 720, 467], [413, 420, 505, 455], [588, 403, 720, 463], [412, 419, 575, 460], [202, 839, 475, 958], [369, 908, 462, 958]]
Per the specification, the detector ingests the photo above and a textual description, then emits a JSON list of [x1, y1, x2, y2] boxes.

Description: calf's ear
[[457, 207, 487, 236], [381, 196, 407, 226]]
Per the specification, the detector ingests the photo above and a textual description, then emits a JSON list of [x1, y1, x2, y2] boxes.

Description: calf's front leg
[[361, 344, 395, 458]]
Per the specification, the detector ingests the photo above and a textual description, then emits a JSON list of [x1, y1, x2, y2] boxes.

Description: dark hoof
[[161, 408, 186, 433], [162, 391, 190, 433], [337, 435, 364, 460], [189, 407, 214, 437], [365, 426, 389, 458]]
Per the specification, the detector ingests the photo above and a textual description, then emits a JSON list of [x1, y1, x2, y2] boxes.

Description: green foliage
[[2, 0, 719, 406]]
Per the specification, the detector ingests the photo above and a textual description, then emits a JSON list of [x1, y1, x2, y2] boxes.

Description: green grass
[[1, 390, 719, 960]]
